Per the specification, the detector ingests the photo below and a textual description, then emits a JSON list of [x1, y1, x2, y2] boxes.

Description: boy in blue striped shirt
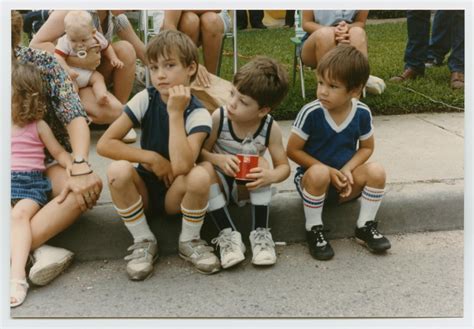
[[287, 45, 390, 261]]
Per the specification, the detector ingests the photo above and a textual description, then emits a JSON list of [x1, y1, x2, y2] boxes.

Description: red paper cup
[[235, 154, 259, 184]]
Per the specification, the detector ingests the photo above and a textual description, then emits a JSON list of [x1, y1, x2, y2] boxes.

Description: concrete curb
[[49, 179, 463, 261]]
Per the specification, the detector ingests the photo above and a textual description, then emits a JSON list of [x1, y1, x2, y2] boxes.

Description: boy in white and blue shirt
[[287, 45, 390, 260]]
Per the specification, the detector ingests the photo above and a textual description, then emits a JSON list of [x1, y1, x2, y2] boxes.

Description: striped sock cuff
[[362, 186, 385, 202], [302, 189, 325, 209], [181, 203, 209, 224], [115, 196, 144, 224]]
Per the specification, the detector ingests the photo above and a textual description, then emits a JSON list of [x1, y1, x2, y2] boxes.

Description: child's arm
[[37, 120, 73, 170], [167, 85, 209, 176], [97, 113, 174, 186], [246, 122, 290, 190], [200, 109, 240, 177], [102, 45, 124, 69], [287, 132, 348, 192], [54, 53, 79, 81]]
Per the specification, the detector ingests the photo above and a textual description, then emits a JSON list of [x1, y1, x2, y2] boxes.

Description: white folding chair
[[290, 10, 306, 99]]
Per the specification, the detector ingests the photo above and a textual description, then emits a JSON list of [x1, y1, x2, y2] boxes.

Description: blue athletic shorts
[[135, 165, 167, 216]]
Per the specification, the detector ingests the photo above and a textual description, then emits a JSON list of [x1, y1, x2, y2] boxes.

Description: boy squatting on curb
[[199, 57, 291, 269], [287, 44, 391, 261], [97, 30, 220, 280]]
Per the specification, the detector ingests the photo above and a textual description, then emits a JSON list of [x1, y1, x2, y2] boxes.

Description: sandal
[[10, 278, 29, 308]]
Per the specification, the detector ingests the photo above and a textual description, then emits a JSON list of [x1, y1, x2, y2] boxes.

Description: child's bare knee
[[305, 164, 331, 186], [186, 166, 211, 195], [107, 160, 134, 187], [366, 162, 386, 184], [11, 207, 30, 223], [314, 27, 335, 43]]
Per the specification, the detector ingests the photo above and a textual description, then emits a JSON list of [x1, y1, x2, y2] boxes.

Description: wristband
[[70, 169, 94, 177]]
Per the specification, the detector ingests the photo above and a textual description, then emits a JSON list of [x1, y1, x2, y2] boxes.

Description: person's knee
[[198, 161, 219, 182], [180, 12, 200, 34], [106, 160, 135, 189], [348, 26, 367, 43], [11, 206, 32, 223], [186, 166, 211, 195], [365, 162, 386, 185], [201, 12, 222, 34], [314, 27, 335, 45], [113, 41, 136, 64], [305, 164, 331, 187]]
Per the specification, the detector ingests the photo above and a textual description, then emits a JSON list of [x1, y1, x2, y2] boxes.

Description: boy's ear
[[258, 106, 271, 118], [350, 85, 364, 98], [187, 61, 198, 79]]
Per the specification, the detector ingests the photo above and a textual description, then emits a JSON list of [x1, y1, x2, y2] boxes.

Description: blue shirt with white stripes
[[291, 98, 373, 172], [124, 87, 212, 167]]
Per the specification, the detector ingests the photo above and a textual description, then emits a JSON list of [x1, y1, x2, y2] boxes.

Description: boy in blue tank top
[[199, 57, 290, 269], [97, 30, 220, 280], [287, 45, 390, 261]]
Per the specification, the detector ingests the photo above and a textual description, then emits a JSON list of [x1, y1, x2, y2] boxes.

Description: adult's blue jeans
[[404, 10, 464, 73]]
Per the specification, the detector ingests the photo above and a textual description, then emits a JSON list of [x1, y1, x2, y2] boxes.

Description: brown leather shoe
[[450, 72, 464, 89], [389, 68, 424, 82]]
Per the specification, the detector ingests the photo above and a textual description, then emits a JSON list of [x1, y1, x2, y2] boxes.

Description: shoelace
[[365, 222, 383, 239], [124, 241, 153, 261], [211, 232, 234, 253], [186, 240, 214, 257], [311, 227, 329, 246], [253, 228, 275, 250]]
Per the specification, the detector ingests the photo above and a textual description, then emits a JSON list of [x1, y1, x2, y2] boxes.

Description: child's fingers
[[227, 160, 239, 173], [245, 179, 262, 190], [55, 186, 70, 204]]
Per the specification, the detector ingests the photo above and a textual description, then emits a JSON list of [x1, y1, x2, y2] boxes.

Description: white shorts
[[151, 10, 231, 34], [73, 67, 93, 88]]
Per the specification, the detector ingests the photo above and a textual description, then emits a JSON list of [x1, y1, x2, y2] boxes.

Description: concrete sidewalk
[[50, 112, 464, 260]]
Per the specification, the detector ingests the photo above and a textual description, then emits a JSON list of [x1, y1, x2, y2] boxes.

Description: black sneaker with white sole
[[306, 225, 334, 260], [355, 221, 391, 253]]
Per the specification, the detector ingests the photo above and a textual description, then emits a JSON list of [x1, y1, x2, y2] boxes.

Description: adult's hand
[[56, 167, 102, 211], [195, 64, 211, 88]]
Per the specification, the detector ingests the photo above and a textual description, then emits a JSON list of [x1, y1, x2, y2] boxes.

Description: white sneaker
[[122, 128, 137, 143], [211, 228, 246, 269], [365, 75, 386, 95], [124, 239, 159, 281], [28, 245, 74, 286], [249, 228, 276, 266]]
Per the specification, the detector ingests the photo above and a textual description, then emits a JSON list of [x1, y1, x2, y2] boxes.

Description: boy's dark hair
[[317, 44, 370, 91], [146, 30, 199, 82], [233, 56, 289, 110]]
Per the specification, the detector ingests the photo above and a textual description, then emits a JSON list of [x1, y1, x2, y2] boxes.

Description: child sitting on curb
[[97, 30, 220, 280], [10, 62, 73, 307], [287, 45, 391, 261], [199, 57, 290, 268], [54, 10, 123, 105]]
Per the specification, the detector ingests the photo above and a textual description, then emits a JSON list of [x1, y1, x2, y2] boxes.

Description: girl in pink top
[[10, 62, 73, 308]]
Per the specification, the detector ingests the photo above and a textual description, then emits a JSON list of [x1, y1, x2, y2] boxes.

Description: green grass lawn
[[217, 21, 464, 120]]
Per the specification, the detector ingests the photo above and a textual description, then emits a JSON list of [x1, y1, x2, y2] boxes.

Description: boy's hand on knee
[[167, 85, 191, 115], [340, 167, 354, 185], [143, 153, 175, 188], [329, 167, 348, 191]]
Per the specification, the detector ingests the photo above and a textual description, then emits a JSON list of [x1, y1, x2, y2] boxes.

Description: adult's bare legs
[[200, 12, 225, 74], [178, 11, 200, 44], [348, 26, 368, 57], [29, 164, 93, 250], [98, 41, 136, 105], [301, 27, 337, 68]]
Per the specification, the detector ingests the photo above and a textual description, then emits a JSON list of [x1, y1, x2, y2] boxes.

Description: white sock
[[180, 203, 208, 242], [114, 196, 156, 243], [302, 189, 325, 231], [357, 186, 385, 228]]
